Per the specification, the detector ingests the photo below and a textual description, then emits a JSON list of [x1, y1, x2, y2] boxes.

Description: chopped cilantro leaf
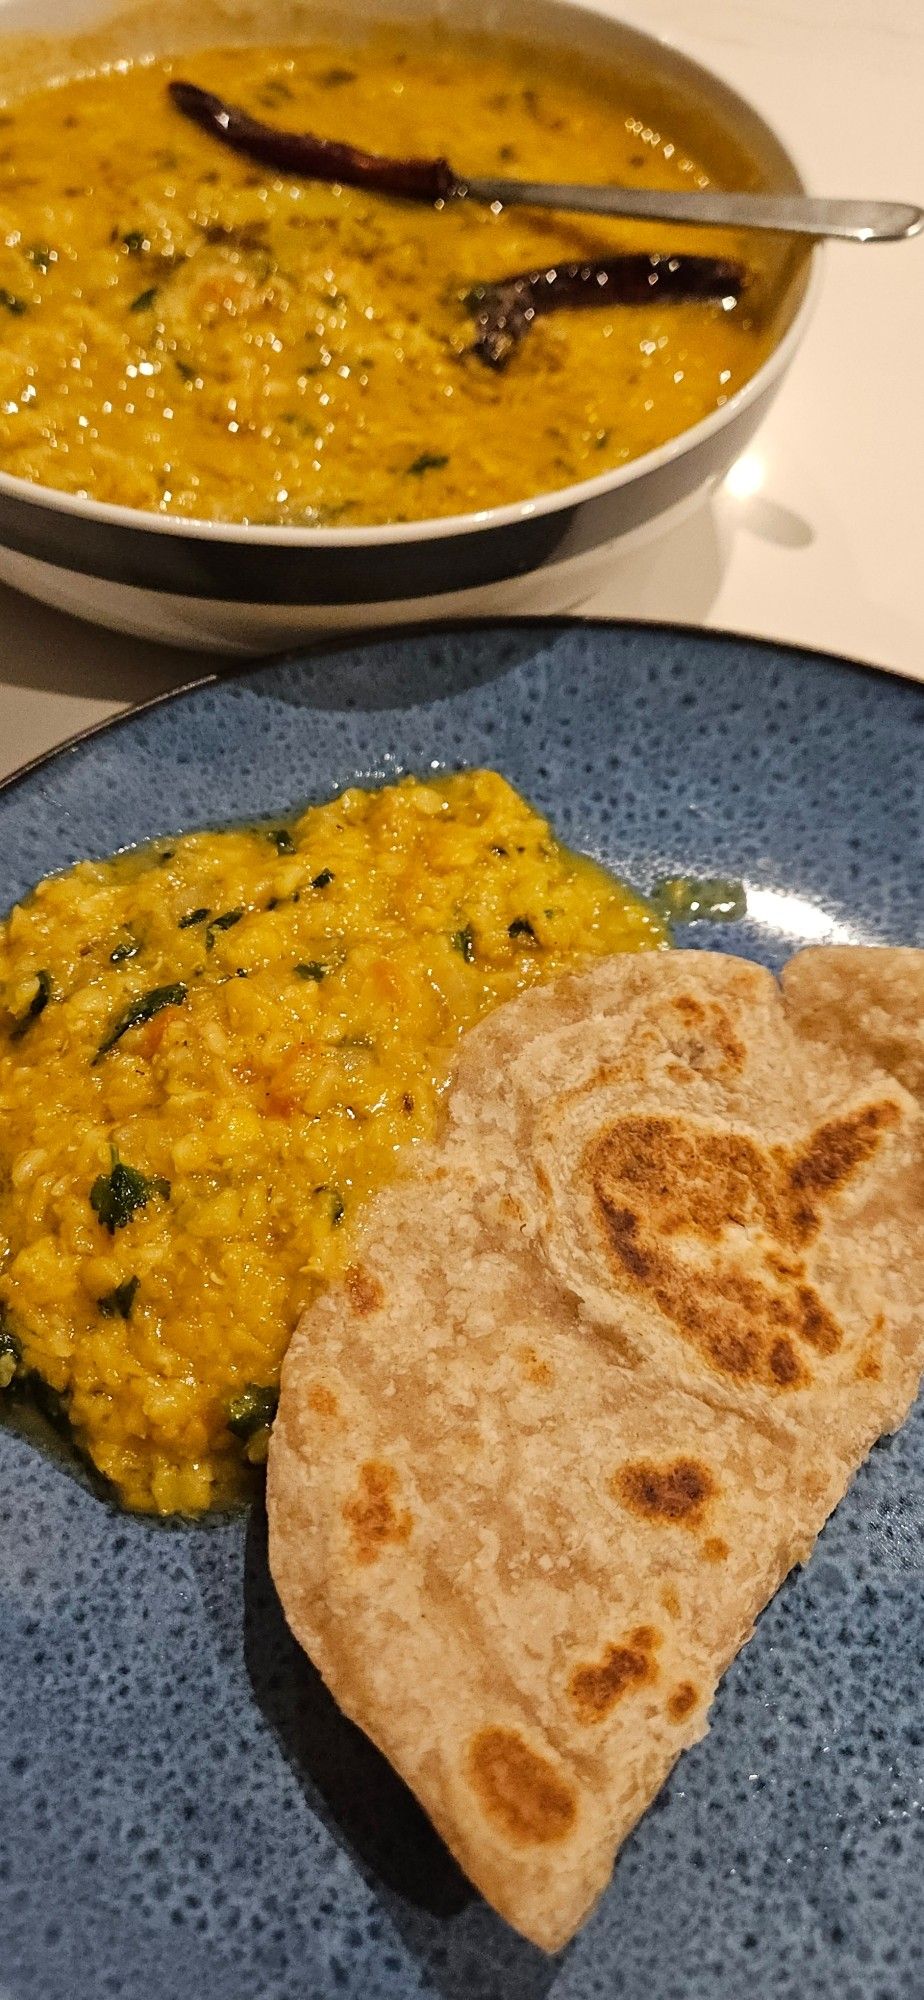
[[98, 1276, 140, 1320], [93, 982, 187, 1063], [313, 1184, 345, 1226], [227, 1383, 278, 1440], [89, 1156, 170, 1233], [110, 932, 140, 963], [407, 452, 449, 475], [205, 908, 244, 950], [9, 969, 51, 1041], [451, 925, 476, 963]]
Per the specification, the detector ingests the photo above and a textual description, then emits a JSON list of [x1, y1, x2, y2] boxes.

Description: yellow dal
[[0, 28, 790, 524], [0, 771, 665, 1514]]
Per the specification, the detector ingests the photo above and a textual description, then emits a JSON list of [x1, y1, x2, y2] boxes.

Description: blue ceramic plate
[[1, 621, 922, 2000]]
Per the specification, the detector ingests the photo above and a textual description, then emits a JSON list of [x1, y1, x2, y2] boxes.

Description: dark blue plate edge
[[1, 615, 914, 807]]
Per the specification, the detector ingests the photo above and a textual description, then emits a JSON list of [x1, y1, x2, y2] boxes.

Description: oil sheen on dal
[[0, 771, 665, 1515], [0, 27, 792, 524]]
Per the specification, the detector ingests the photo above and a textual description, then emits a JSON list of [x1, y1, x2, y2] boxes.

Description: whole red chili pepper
[[466, 256, 746, 368], [169, 80, 460, 202]]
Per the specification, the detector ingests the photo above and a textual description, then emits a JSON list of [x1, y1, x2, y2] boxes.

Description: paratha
[[267, 948, 924, 1951]]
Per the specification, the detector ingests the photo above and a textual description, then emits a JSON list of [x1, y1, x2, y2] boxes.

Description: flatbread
[[267, 949, 924, 1951], [782, 945, 924, 1106]]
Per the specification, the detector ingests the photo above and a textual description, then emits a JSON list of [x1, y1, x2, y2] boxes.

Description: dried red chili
[[466, 255, 746, 368], [169, 80, 460, 202]]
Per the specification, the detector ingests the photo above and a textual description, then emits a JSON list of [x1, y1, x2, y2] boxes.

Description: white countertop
[[0, 0, 921, 781]]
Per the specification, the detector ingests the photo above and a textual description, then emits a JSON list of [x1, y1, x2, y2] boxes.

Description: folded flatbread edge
[[266, 946, 924, 1952]]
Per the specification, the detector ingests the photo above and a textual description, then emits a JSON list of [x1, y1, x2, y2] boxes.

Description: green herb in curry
[[8, 969, 52, 1041], [89, 1154, 171, 1233], [93, 982, 188, 1062]]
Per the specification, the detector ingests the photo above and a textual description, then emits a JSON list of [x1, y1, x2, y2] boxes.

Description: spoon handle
[[461, 179, 924, 242]]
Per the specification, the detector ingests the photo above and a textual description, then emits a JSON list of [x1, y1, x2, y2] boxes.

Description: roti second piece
[[781, 944, 924, 1106], [267, 950, 924, 1953]]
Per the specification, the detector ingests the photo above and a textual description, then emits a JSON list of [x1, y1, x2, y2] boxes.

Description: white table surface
[[0, 0, 921, 782]]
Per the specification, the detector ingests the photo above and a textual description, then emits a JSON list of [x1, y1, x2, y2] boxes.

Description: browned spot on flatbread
[[768, 1336, 802, 1384], [517, 1343, 554, 1387], [586, 1102, 900, 1392], [702, 1536, 730, 1564], [307, 1382, 339, 1417], [660, 1585, 682, 1619], [613, 1456, 717, 1528], [767, 1251, 805, 1280], [729, 963, 765, 999], [342, 1460, 412, 1564], [669, 994, 746, 1074], [673, 996, 707, 1024], [466, 1728, 577, 1847], [855, 1313, 886, 1382], [790, 1102, 900, 1199], [667, 1681, 698, 1721], [569, 1627, 660, 1723], [345, 1265, 384, 1316]]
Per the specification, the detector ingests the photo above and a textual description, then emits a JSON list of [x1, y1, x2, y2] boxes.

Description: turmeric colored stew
[[0, 772, 666, 1514], [0, 27, 797, 525]]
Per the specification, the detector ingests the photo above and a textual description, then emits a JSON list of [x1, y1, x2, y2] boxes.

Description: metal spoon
[[168, 84, 921, 241], [454, 179, 923, 243]]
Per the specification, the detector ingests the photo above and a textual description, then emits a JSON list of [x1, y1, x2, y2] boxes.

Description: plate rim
[[1, 615, 918, 808], [1, 610, 922, 1997]]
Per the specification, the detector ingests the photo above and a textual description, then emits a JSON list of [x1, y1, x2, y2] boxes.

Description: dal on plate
[[0, 768, 663, 1515]]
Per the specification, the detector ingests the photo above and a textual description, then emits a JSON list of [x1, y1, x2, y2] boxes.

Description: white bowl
[[0, 0, 818, 651]]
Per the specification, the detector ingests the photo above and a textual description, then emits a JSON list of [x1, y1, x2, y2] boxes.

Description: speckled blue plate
[[1, 620, 923, 2000]]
